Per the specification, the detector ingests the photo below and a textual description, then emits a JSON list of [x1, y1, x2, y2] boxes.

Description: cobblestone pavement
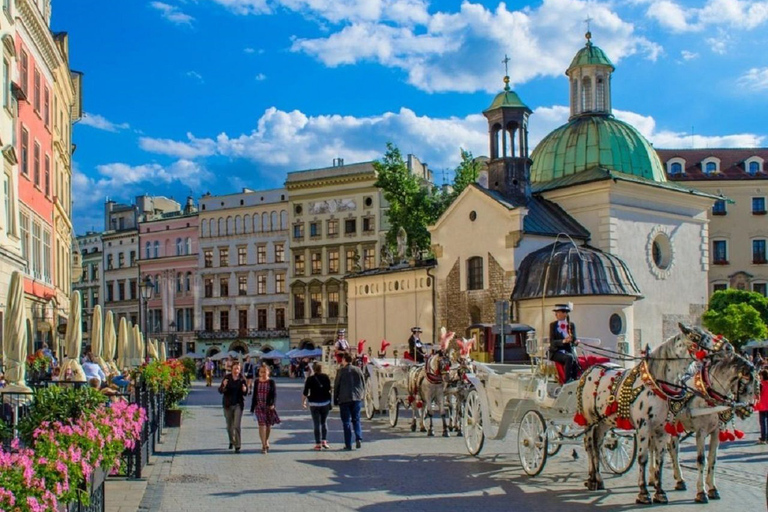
[[136, 379, 768, 511]]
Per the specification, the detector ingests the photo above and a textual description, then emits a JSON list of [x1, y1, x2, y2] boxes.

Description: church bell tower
[[483, 63, 532, 205]]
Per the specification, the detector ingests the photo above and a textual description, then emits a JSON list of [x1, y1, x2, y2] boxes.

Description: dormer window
[[746, 156, 764, 175], [702, 157, 721, 174], [667, 158, 685, 176]]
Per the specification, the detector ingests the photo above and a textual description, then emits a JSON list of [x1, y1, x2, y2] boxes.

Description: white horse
[[576, 323, 717, 504], [667, 350, 757, 503], [408, 351, 452, 436]]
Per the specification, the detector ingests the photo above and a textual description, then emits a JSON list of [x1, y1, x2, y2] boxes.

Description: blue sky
[[54, 0, 768, 233]]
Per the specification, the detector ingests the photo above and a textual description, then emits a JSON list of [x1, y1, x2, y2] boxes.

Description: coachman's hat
[[411, 326, 423, 333], [553, 303, 573, 313], [337, 328, 346, 335]]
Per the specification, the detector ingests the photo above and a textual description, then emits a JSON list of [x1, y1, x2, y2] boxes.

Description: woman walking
[[757, 368, 768, 444], [218, 361, 248, 453], [251, 364, 280, 453], [302, 362, 332, 450]]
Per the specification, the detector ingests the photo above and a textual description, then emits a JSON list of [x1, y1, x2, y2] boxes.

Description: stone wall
[[438, 253, 513, 336], [661, 302, 708, 341]]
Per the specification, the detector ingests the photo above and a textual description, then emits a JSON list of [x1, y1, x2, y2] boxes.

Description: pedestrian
[[82, 354, 106, 386], [243, 355, 255, 395], [334, 352, 365, 450], [204, 358, 214, 387], [250, 364, 279, 453], [302, 362, 332, 450], [218, 361, 248, 453], [757, 369, 768, 444]]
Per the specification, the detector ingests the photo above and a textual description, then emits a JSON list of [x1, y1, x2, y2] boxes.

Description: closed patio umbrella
[[1, 271, 30, 392], [103, 311, 118, 373], [116, 317, 129, 370], [159, 342, 167, 362], [60, 290, 86, 382], [90, 305, 109, 373]]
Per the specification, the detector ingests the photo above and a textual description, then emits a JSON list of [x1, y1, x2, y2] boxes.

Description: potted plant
[[25, 351, 52, 383], [138, 360, 191, 427]]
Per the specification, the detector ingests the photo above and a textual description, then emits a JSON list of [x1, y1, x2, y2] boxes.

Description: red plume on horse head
[[357, 339, 366, 354], [439, 327, 455, 352], [457, 336, 475, 357], [380, 339, 391, 353]]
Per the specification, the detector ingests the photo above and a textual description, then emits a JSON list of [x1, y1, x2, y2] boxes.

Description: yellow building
[[659, 148, 768, 295], [51, 32, 81, 327]]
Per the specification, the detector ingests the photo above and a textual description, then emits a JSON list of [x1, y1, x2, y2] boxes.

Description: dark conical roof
[[512, 242, 642, 300]]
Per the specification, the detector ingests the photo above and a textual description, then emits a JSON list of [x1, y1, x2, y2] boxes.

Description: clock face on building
[[609, 313, 623, 335]]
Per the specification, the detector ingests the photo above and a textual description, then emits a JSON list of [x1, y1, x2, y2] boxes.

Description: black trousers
[[310, 404, 331, 444], [551, 350, 580, 382]]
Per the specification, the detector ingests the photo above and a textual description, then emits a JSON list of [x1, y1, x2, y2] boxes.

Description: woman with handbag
[[302, 362, 332, 450], [250, 364, 280, 453]]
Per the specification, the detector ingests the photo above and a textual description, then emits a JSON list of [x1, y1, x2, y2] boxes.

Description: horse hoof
[[652, 493, 668, 504], [695, 492, 709, 504], [421, 428, 428, 433], [442, 431, 449, 437], [707, 489, 720, 500], [410, 425, 416, 432], [674, 481, 687, 491], [596, 481, 605, 491], [635, 494, 652, 505], [427, 431, 434, 437], [457, 431, 463, 437]]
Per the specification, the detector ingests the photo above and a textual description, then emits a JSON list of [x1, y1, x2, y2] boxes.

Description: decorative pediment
[[2, 145, 17, 165], [2, 34, 15, 56]]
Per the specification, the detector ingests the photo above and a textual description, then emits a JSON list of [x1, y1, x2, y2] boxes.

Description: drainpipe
[[426, 266, 436, 345]]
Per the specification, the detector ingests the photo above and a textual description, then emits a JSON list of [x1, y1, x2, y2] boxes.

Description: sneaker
[[356, 440, 362, 449], [321, 442, 330, 450], [342, 446, 353, 451], [235, 447, 241, 454], [314, 445, 322, 451]]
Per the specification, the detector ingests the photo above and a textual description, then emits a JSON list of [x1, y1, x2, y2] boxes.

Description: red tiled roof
[[656, 148, 768, 181]]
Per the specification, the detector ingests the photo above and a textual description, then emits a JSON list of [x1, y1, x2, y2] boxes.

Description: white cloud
[[680, 50, 698, 60], [738, 67, 768, 91], [644, 0, 768, 32], [185, 71, 204, 83], [255, 73, 267, 81], [136, 103, 764, 175], [208, 0, 271, 15], [79, 113, 130, 132], [150, 1, 194, 25], [291, 0, 661, 93], [211, 0, 430, 24], [139, 133, 217, 159], [243, 47, 264, 54]]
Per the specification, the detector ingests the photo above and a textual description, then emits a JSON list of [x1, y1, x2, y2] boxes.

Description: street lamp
[[168, 320, 177, 359], [139, 275, 154, 359]]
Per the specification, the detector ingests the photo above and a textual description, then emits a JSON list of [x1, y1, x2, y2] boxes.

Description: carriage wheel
[[518, 410, 548, 476], [388, 387, 399, 428], [546, 424, 567, 457], [600, 429, 637, 475], [462, 389, 484, 456], [364, 380, 376, 420]]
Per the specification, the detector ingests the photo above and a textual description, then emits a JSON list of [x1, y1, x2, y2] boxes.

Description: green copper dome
[[484, 88, 530, 112], [568, 40, 614, 72], [530, 115, 666, 184]]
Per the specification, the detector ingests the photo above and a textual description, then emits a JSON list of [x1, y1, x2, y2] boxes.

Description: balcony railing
[[196, 328, 289, 339]]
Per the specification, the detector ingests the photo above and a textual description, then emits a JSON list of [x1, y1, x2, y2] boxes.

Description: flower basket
[[165, 408, 182, 428]]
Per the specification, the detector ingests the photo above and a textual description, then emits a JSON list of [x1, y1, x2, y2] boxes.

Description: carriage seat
[[403, 351, 414, 361], [553, 355, 611, 384]]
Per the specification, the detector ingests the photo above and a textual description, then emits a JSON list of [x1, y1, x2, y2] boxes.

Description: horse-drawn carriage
[[461, 335, 637, 476]]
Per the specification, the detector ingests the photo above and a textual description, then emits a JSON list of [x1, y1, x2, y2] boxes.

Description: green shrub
[[17, 386, 106, 445]]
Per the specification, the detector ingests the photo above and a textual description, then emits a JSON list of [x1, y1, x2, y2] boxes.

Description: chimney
[[333, 158, 344, 167]]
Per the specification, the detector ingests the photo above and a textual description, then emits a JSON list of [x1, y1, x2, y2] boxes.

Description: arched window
[[176, 272, 183, 293], [254, 214, 261, 232], [582, 76, 592, 112], [243, 214, 251, 233], [749, 161, 761, 174], [670, 162, 682, 174], [262, 212, 269, 232], [145, 241, 151, 260], [153, 241, 159, 258], [705, 162, 717, 174], [227, 216, 234, 235], [467, 257, 484, 290], [185, 272, 192, 292], [210, 219, 217, 237], [218, 218, 225, 236], [570, 79, 579, 114], [280, 210, 288, 230], [201, 219, 209, 237], [271, 211, 278, 231], [492, 125, 501, 159], [185, 237, 192, 255], [176, 238, 183, 256], [235, 215, 242, 234], [596, 76, 605, 111]]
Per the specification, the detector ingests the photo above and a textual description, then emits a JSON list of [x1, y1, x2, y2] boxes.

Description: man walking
[[334, 352, 365, 450]]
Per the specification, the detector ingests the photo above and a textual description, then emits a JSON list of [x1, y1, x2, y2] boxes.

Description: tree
[[707, 288, 768, 324], [702, 302, 767, 350], [451, 149, 483, 198], [374, 143, 440, 255]]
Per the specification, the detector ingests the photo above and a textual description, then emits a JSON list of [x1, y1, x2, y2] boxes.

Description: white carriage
[[362, 354, 414, 422], [461, 335, 637, 476]]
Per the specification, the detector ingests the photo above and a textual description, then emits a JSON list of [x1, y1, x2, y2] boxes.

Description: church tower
[[483, 68, 532, 205], [566, 31, 614, 119]]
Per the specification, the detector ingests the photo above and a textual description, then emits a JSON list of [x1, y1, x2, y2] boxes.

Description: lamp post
[[168, 320, 177, 359], [139, 275, 154, 359]]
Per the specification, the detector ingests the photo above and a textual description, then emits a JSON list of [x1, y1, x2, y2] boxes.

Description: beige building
[[285, 157, 431, 349], [660, 148, 768, 295], [346, 263, 435, 352]]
